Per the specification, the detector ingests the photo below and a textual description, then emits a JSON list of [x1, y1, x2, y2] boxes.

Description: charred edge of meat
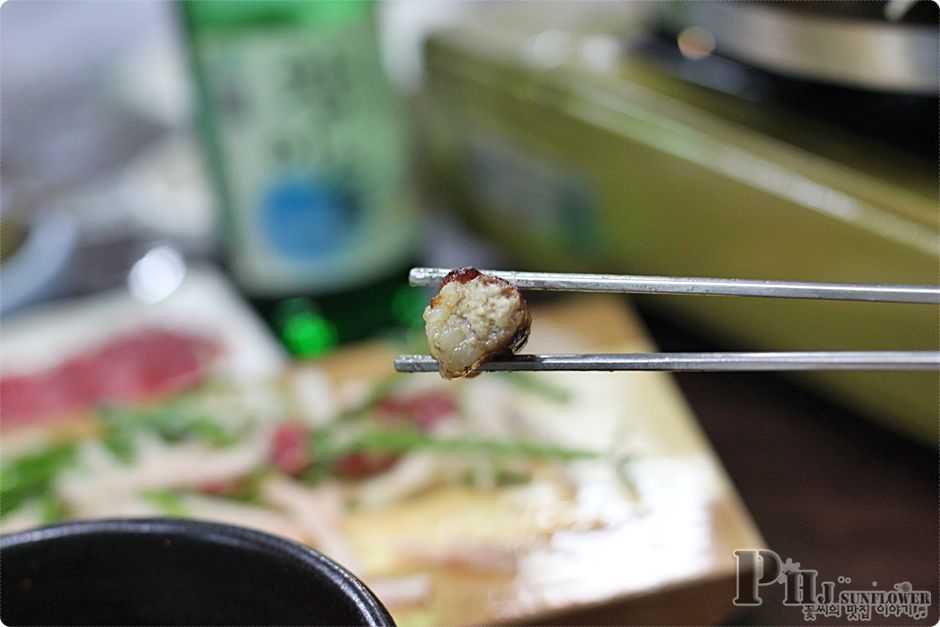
[[441, 267, 483, 286], [425, 268, 531, 379]]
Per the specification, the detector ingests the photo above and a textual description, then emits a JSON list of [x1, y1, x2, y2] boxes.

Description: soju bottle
[[180, 1, 422, 356]]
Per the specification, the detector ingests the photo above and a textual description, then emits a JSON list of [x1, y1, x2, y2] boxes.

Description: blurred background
[[1, 1, 937, 624]]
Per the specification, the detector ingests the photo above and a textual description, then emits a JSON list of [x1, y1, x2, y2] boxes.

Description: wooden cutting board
[[314, 295, 765, 625]]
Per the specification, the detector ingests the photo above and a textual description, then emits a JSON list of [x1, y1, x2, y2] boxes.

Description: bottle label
[[198, 23, 415, 295]]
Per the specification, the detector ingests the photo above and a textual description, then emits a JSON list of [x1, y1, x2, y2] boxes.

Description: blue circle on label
[[261, 177, 357, 259]]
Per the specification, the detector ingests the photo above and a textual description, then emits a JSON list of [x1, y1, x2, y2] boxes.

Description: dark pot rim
[[0, 517, 394, 627]]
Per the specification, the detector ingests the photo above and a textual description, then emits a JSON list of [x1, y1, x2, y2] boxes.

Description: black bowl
[[0, 518, 394, 626]]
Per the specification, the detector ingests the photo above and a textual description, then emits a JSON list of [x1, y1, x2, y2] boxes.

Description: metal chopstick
[[395, 352, 940, 373], [402, 268, 938, 373], [409, 268, 940, 304]]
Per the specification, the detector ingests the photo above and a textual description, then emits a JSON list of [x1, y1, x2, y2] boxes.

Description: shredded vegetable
[[310, 427, 599, 470], [98, 403, 241, 463], [1, 442, 77, 519]]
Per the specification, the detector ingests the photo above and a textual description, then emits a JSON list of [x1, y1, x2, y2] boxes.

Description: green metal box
[[421, 7, 937, 441]]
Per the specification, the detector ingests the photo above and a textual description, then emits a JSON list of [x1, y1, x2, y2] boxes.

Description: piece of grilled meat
[[423, 268, 531, 379]]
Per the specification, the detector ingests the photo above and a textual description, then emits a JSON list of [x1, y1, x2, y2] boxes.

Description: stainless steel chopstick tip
[[394, 352, 940, 373], [408, 268, 940, 304]]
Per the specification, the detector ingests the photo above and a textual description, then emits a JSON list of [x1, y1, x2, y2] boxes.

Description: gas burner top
[[635, 1, 938, 157]]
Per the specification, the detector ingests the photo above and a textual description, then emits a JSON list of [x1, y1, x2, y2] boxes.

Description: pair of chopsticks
[[394, 268, 940, 373]]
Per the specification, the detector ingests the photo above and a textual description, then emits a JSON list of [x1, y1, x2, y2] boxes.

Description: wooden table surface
[[641, 309, 938, 626]]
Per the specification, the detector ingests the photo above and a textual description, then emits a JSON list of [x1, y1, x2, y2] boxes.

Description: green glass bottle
[[180, 1, 422, 356]]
